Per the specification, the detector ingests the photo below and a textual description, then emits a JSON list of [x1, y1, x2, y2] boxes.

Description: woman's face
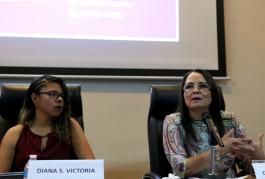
[[32, 82, 64, 119], [183, 72, 212, 112]]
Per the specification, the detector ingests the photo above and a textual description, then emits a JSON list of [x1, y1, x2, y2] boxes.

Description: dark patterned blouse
[[163, 111, 248, 178]]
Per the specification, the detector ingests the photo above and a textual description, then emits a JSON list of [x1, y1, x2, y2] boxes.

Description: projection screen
[[0, 0, 226, 79]]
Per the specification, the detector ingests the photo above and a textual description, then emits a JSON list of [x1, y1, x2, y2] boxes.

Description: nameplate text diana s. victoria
[[27, 160, 104, 179]]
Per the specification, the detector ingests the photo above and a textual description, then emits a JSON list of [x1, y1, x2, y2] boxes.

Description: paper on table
[[162, 173, 180, 179]]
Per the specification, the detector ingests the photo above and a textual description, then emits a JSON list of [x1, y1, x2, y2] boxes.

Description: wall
[[80, 81, 154, 179], [86, 1, 265, 178], [222, 0, 265, 138], [0, 0, 265, 178]]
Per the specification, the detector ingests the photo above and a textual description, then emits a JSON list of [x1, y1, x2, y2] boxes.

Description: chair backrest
[[218, 86, 225, 111], [147, 85, 181, 177], [0, 84, 83, 143]]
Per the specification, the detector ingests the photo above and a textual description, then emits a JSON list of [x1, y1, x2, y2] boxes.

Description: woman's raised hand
[[220, 129, 254, 160], [249, 133, 265, 160]]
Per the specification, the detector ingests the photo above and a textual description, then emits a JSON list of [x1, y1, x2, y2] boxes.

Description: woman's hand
[[218, 129, 238, 155], [249, 133, 265, 160], [219, 129, 254, 160]]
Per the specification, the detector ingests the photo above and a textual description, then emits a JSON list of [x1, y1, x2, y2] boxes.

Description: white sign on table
[[27, 159, 104, 179], [252, 160, 265, 179]]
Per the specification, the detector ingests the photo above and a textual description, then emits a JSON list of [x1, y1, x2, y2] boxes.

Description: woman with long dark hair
[[163, 69, 264, 178], [0, 75, 95, 172]]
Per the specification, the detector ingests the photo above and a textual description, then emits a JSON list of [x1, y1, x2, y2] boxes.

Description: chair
[[0, 84, 83, 143], [143, 85, 181, 179], [218, 86, 225, 111], [143, 85, 225, 179]]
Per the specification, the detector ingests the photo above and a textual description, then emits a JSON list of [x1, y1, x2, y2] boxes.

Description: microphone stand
[[210, 145, 216, 176], [201, 112, 226, 179], [207, 146, 225, 179]]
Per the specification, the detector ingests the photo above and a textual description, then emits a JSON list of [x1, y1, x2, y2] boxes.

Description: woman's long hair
[[19, 75, 72, 144], [179, 69, 225, 143]]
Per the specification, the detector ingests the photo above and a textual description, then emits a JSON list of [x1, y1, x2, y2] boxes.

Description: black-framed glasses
[[183, 82, 211, 92], [37, 91, 65, 100]]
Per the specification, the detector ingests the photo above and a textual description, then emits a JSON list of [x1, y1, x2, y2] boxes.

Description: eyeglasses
[[37, 91, 65, 100], [183, 82, 211, 92]]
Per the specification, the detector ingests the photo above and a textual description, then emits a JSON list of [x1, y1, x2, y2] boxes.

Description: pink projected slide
[[0, 0, 179, 41]]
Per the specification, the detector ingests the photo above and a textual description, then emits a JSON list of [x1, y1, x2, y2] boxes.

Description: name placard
[[27, 160, 104, 179], [252, 160, 265, 179]]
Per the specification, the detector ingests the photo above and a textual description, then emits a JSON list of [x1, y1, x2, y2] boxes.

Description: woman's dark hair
[[19, 75, 72, 144], [179, 69, 225, 143]]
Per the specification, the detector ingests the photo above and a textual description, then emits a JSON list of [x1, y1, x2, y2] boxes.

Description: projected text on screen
[[0, 0, 179, 42]]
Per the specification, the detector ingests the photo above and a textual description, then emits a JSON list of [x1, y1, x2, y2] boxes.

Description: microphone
[[201, 112, 224, 147]]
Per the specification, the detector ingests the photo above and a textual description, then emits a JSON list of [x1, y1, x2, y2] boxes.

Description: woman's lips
[[54, 106, 63, 111], [191, 96, 202, 101]]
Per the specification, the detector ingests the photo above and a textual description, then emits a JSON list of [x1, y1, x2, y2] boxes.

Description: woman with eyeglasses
[[163, 69, 265, 178], [0, 75, 95, 172]]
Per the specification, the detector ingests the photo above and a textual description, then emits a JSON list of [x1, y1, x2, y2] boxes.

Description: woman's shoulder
[[221, 110, 241, 126], [221, 110, 236, 120], [70, 117, 80, 126], [164, 113, 186, 137], [2, 124, 24, 146], [164, 112, 181, 125], [70, 117, 83, 131], [220, 111, 245, 133], [6, 124, 24, 136]]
